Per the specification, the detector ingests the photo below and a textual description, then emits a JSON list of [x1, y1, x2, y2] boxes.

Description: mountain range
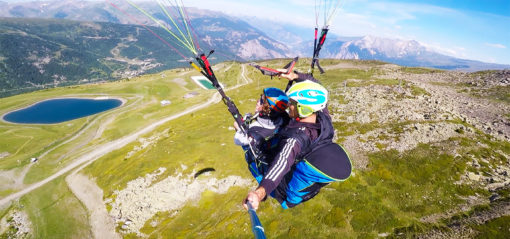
[[0, 0, 508, 97], [1, 0, 509, 70], [0, 2, 289, 97], [326, 36, 510, 71], [245, 17, 509, 71], [0, 0, 290, 60]]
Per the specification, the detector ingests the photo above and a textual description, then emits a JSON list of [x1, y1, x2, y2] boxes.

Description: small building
[[183, 91, 199, 99], [160, 100, 171, 106]]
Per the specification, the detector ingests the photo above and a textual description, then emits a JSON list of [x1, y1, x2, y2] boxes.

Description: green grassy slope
[[0, 63, 239, 191], [19, 177, 92, 239], [0, 59, 508, 238], [1, 62, 244, 238], [83, 60, 510, 238]]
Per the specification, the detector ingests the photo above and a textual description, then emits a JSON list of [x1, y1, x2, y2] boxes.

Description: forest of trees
[[0, 17, 233, 98]]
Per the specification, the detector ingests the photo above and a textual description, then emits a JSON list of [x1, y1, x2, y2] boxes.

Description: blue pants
[[242, 145, 266, 183], [243, 143, 352, 209]]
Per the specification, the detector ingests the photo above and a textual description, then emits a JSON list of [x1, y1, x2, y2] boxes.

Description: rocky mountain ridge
[[0, 14, 290, 97], [0, 0, 291, 61], [324, 36, 510, 71], [1, 1, 509, 72]]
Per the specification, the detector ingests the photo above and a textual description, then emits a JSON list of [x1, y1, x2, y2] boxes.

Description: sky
[[184, 0, 510, 65], [3, 0, 510, 65]]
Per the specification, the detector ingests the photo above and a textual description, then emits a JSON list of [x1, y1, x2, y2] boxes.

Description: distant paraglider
[[311, 0, 342, 75], [249, 0, 341, 79]]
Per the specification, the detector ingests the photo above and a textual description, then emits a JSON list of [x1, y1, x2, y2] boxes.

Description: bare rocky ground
[[331, 64, 509, 163], [0, 210, 31, 238], [0, 152, 9, 159], [0, 166, 31, 195], [66, 173, 121, 239], [328, 64, 509, 238], [418, 199, 510, 239], [378, 69, 509, 140], [107, 167, 252, 237]]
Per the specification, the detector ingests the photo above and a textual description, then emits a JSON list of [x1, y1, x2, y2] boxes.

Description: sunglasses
[[259, 94, 267, 105], [289, 99, 314, 117]]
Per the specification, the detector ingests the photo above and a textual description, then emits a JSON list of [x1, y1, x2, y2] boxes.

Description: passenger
[[243, 71, 352, 210], [234, 87, 290, 182]]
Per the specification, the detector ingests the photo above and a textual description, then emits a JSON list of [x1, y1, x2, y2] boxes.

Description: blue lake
[[3, 98, 123, 124]]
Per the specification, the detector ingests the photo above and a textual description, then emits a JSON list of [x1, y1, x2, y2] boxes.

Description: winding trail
[[66, 173, 121, 239], [1, 64, 253, 237], [37, 96, 137, 160], [0, 96, 136, 193], [0, 91, 222, 206]]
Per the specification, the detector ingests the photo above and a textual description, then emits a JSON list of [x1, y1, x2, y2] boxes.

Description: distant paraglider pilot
[[242, 71, 352, 210]]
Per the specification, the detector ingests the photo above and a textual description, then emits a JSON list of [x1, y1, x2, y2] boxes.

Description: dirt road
[[66, 173, 121, 239], [0, 91, 222, 208], [0, 65, 252, 238]]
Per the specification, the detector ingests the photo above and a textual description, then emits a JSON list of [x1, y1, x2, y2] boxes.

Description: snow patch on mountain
[[336, 35, 429, 59]]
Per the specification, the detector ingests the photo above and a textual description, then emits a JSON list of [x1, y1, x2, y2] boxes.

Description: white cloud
[[485, 43, 507, 49], [420, 41, 467, 58]]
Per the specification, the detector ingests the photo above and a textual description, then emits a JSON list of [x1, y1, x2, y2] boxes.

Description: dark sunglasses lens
[[259, 94, 265, 105]]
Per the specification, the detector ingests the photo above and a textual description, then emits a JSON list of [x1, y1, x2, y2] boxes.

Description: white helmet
[[286, 80, 328, 118]]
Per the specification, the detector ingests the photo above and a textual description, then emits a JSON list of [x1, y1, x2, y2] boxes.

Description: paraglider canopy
[[309, 0, 342, 75]]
